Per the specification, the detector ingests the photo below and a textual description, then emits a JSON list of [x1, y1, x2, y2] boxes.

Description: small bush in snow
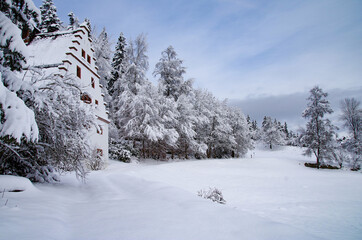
[[87, 150, 106, 171], [198, 187, 226, 204], [110, 148, 131, 163]]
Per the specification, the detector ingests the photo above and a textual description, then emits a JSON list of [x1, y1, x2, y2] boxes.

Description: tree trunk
[[185, 144, 188, 159], [317, 147, 320, 169], [142, 140, 145, 159]]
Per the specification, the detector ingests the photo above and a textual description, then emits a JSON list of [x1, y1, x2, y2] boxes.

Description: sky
[[34, 0, 362, 131]]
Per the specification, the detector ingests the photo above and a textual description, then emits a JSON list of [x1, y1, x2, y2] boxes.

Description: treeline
[[93, 34, 253, 160]]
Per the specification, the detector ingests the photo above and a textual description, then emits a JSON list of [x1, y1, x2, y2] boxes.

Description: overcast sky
[[34, 0, 362, 130]]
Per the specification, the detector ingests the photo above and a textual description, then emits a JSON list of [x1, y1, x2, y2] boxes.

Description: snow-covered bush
[[110, 147, 131, 163], [87, 150, 106, 171], [198, 187, 226, 204], [28, 72, 97, 180]]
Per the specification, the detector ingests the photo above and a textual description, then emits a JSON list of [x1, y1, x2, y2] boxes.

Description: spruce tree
[[108, 32, 126, 96], [39, 0, 61, 33], [300, 86, 335, 168], [67, 12, 79, 29]]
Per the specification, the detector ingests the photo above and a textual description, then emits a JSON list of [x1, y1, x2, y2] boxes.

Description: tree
[[1, 8, 41, 181], [93, 27, 112, 93], [300, 86, 335, 168], [112, 34, 166, 158], [340, 98, 361, 141], [1, 0, 40, 44], [339, 98, 362, 169], [228, 107, 253, 157], [153, 46, 186, 101], [29, 72, 97, 180], [261, 116, 285, 149], [39, 0, 62, 33], [0, 9, 38, 143], [67, 12, 79, 30], [108, 32, 127, 96]]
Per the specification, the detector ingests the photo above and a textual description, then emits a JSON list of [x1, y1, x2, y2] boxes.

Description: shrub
[[198, 187, 226, 204]]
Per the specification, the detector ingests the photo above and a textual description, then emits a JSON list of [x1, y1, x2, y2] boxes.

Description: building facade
[[27, 23, 109, 161]]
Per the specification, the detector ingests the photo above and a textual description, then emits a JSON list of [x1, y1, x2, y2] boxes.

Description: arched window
[[81, 93, 92, 104]]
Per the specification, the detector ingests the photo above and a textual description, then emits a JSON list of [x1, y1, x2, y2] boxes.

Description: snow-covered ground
[[1, 146, 361, 240]]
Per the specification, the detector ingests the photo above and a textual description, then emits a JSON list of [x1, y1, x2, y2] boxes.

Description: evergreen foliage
[[39, 0, 61, 33], [108, 32, 127, 96]]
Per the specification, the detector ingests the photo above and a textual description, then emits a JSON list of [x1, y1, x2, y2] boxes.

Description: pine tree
[[39, 0, 61, 33], [300, 86, 335, 168], [1, 8, 40, 181], [108, 32, 127, 96], [67, 12, 79, 29], [0, 10, 38, 140]]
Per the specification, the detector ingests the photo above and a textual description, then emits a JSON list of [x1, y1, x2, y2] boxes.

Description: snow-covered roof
[[27, 33, 74, 67]]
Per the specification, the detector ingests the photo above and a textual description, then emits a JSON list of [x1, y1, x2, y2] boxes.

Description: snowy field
[[1, 146, 362, 240]]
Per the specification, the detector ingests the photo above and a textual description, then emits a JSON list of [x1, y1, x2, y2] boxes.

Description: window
[[82, 49, 86, 58], [95, 99, 98, 105], [76, 66, 81, 78], [97, 148, 103, 156], [87, 55, 91, 64], [81, 93, 91, 104], [96, 126, 103, 135], [91, 77, 95, 88]]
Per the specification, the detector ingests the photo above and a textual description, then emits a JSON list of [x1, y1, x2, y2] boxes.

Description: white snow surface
[[1, 146, 361, 240], [27, 34, 73, 67]]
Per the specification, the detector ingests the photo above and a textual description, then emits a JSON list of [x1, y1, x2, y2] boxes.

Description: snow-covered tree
[[93, 27, 112, 93], [228, 107, 253, 157], [300, 86, 335, 168], [261, 116, 285, 149], [339, 98, 362, 169], [28, 72, 97, 181], [1, 0, 40, 44], [0, 9, 38, 142], [67, 12, 79, 30], [154, 46, 186, 101], [112, 34, 165, 158], [1, 7, 41, 181], [39, 0, 62, 33], [340, 98, 362, 142], [108, 32, 127, 96]]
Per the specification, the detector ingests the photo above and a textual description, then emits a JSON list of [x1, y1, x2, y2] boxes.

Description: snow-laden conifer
[[108, 32, 127, 96], [300, 86, 335, 168], [39, 0, 62, 33]]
